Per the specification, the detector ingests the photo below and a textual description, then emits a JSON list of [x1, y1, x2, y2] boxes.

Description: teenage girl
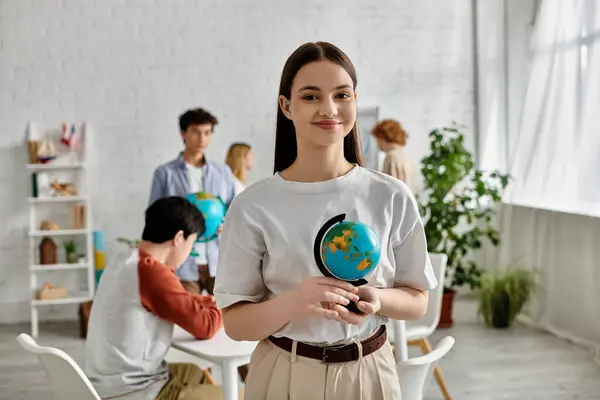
[[214, 41, 438, 400], [225, 142, 253, 195]]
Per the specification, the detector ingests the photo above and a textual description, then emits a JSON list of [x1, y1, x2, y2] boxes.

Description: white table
[[388, 319, 408, 362], [395, 320, 409, 361], [171, 326, 258, 400]]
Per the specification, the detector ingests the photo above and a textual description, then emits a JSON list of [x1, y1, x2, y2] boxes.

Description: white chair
[[16, 333, 101, 400], [397, 336, 455, 400], [389, 252, 451, 400]]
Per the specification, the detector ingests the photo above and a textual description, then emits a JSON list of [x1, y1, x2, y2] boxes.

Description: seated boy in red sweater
[[85, 196, 223, 400]]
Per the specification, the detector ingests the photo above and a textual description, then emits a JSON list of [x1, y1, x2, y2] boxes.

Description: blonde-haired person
[[371, 119, 418, 193], [225, 142, 254, 195]]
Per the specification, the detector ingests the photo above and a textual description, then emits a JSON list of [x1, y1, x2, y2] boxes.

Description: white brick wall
[[0, 0, 474, 323]]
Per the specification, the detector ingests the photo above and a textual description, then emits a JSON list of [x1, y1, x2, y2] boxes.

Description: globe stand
[[313, 213, 368, 314]]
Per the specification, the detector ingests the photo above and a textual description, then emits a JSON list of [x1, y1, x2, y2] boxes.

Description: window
[[503, 0, 600, 217]]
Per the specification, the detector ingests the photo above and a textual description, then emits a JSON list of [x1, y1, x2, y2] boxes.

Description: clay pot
[[437, 288, 456, 329]]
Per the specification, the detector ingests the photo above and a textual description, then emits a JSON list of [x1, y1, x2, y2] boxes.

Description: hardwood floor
[[1, 298, 598, 399]]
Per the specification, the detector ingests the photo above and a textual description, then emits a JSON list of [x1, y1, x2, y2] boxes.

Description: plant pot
[[491, 291, 511, 328], [66, 251, 78, 264], [437, 288, 456, 329]]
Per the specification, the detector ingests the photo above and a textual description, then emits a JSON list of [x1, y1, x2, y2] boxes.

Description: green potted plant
[[117, 237, 140, 248], [63, 240, 78, 264], [476, 267, 536, 328], [417, 123, 510, 328]]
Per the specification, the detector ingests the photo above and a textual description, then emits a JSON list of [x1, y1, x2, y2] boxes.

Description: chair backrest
[[16, 333, 101, 400], [418, 252, 448, 333], [397, 336, 455, 400]]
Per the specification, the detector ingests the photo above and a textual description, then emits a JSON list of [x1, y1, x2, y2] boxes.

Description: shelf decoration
[[39, 237, 58, 265], [49, 178, 77, 196], [28, 140, 40, 164], [63, 240, 78, 264], [40, 220, 60, 230], [36, 137, 57, 164], [71, 204, 86, 229], [36, 282, 67, 300]]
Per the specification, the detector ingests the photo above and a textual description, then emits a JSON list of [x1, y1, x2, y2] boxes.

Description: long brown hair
[[273, 41, 364, 174], [225, 142, 252, 183]]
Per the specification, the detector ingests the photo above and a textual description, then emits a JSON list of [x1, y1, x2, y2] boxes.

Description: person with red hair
[[371, 119, 418, 193]]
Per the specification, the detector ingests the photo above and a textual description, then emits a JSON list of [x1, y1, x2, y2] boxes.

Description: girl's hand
[[289, 277, 359, 321], [331, 286, 381, 325]]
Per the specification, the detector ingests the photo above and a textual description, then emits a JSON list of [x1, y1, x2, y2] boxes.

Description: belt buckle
[[321, 344, 355, 363]]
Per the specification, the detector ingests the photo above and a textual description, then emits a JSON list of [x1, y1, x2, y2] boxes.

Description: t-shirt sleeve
[[138, 260, 223, 339], [390, 188, 438, 291], [214, 196, 267, 310]]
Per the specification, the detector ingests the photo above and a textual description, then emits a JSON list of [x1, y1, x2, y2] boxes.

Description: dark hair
[[142, 197, 205, 244], [273, 41, 364, 174], [179, 108, 219, 132]]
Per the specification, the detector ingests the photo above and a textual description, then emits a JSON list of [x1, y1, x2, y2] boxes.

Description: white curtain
[[505, 0, 600, 217], [475, 0, 507, 173], [477, 0, 600, 364]]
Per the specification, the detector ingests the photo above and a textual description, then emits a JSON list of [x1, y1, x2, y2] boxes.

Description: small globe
[[320, 220, 381, 281], [185, 192, 227, 242]]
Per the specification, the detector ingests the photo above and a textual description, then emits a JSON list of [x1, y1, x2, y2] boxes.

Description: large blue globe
[[185, 192, 227, 243], [320, 220, 381, 281]]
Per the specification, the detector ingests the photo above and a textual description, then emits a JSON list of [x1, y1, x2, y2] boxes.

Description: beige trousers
[[244, 338, 401, 400]]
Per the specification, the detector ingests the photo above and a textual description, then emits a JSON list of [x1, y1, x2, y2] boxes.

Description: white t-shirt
[[233, 177, 245, 196], [214, 165, 437, 345], [186, 163, 208, 265]]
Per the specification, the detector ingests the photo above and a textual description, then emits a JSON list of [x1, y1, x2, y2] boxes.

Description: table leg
[[394, 320, 408, 362], [221, 360, 239, 400]]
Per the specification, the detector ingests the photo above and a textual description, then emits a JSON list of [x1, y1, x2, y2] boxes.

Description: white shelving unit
[[26, 122, 95, 338]]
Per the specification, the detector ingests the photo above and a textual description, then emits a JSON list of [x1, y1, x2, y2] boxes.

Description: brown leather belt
[[267, 325, 387, 363]]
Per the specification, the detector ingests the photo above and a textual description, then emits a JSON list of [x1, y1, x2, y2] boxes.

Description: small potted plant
[[476, 267, 536, 328], [63, 240, 78, 264], [417, 123, 510, 328], [117, 237, 140, 248]]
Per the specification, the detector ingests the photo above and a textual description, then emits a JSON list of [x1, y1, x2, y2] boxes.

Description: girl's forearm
[[222, 292, 297, 341], [377, 286, 429, 321]]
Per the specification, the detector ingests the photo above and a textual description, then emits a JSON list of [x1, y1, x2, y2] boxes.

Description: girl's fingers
[[333, 304, 364, 325], [323, 291, 350, 305], [357, 301, 376, 315], [328, 287, 360, 302], [311, 305, 340, 320], [316, 277, 359, 293]]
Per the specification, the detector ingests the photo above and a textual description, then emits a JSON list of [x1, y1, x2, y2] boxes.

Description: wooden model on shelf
[[40, 220, 60, 230], [28, 140, 40, 164], [36, 282, 67, 300], [39, 237, 58, 265], [36, 137, 57, 164], [71, 204, 86, 229], [49, 179, 77, 196]]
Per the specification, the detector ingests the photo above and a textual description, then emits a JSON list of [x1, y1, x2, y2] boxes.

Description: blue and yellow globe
[[320, 220, 381, 281], [185, 192, 227, 243]]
